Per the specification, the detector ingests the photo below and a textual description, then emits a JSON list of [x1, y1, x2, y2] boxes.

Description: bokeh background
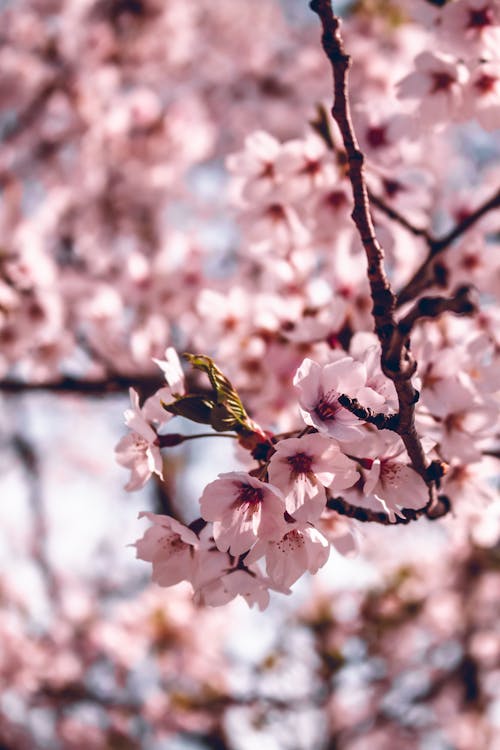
[[1, 1, 500, 748]]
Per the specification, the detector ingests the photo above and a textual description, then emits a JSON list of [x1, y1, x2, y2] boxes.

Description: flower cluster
[[117, 316, 499, 609]]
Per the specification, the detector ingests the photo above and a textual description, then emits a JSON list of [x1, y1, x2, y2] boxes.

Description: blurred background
[[1, 0, 500, 748]]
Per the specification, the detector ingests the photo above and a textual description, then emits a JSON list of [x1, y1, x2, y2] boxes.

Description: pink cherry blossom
[[465, 60, 500, 132], [268, 434, 358, 522], [274, 133, 338, 200], [397, 51, 469, 125], [226, 130, 282, 205], [293, 356, 367, 441], [151, 346, 186, 397], [115, 389, 163, 491], [349, 334, 398, 411], [343, 433, 430, 522], [246, 525, 330, 589], [191, 526, 277, 608], [135, 512, 198, 586], [199, 472, 287, 556], [440, 0, 500, 58], [430, 383, 498, 463]]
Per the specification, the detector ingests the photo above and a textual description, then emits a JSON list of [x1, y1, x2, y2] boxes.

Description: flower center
[[315, 392, 339, 421], [431, 71, 455, 93], [287, 451, 314, 476], [266, 203, 286, 222], [366, 124, 388, 149], [475, 73, 497, 94], [468, 6, 493, 29], [237, 483, 264, 504], [324, 190, 347, 210], [301, 159, 321, 176]]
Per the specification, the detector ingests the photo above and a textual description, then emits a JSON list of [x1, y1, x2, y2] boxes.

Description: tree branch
[[396, 186, 500, 306], [368, 190, 431, 242], [386, 284, 478, 370], [310, 0, 433, 494], [337, 394, 399, 430], [0, 374, 164, 397], [326, 493, 450, 525]]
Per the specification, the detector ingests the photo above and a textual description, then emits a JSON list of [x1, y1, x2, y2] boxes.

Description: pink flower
[[152, 346, 185, 396], [226, 130, 282, 204], [318, 512, 360, 556], [199, 472, 287, 556], [115, 388, 163, 491], [429, 381, 498, 463], [195, 566, 272, 610], [246, 525, 330, 589], [361, 456, 429, 522], [142, 347, 186, 425], [135, 512, 198, 586], [440, 0, 500, 58], [344, 434, 429, 522], [465, 60, 500, 132], [274, 134, 338, 200], [191, 527, 277, 609], [293, 356, 367, 442], [243, 200, 310, 252], [397, 51, 469, 125], [268, 434, 357, 522], [349, 333, 398, 411]]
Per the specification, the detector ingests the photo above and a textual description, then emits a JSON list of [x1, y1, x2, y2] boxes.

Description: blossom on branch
[[293, 356, 368, 442], [115, 388, 163, 491], [135, 512, 198, 586], [199, 472, 287, 556], [246, 525, 330, 589]]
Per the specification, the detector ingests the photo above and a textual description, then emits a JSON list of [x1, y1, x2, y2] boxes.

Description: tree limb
[[310, 0, 433, 493], [396, 187, 500, 306]]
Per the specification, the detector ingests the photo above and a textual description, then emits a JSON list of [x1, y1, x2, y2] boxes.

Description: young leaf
[[162, 395, 215, 425]]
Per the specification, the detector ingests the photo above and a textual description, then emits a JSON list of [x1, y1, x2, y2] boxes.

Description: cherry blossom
[[268, 434, 358, 522], [135, 512, 198, 586], [246, 524, 330, 589], [397, 51, 469, 126], [440, 0, 500, 57], [293, 356, 367, 441], [115, 388, 163, 491], [3, 0, 500, 745], [199, 472, 287, 556], [465, 59, 500, 132], [226, 130, 283, 205], [343, 434, 430, 522]]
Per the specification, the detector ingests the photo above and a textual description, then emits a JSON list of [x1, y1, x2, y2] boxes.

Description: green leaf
[[184, 353, 249, 424], [210, 403, 239, 432], [162, 395, 214, 425]]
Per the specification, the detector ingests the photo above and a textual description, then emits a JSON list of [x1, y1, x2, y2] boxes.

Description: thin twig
[[337, 395, 399, 430], [12, 433, 61, 605], [397, 187, 500, 306], [0, 374, 165, 397], [326, 493, 450, 525], [386, 285, 478, 369], [368, 190, 431, 241]]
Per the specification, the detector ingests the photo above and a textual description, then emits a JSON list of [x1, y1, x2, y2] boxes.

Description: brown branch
[[386, 285, 478, 369], [337, 394, 399, 430], [310, 100, 500, 307], [12, 433, 61, 605], [0, 374, 164, 397], [3, 80, 61, 144], [326, 493, 450, 525], [310, 0, 433, 491], [397, 186, 500, 306], [368, 190, 431, 241]]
